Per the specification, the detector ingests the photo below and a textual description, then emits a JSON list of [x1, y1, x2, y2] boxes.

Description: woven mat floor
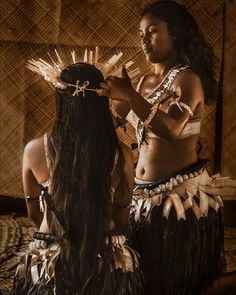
[[0, 214, 34, 293], [0, 214, 235, 293]]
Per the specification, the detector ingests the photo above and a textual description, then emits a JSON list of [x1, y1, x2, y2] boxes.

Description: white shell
[[176, 175, 183, 183], [166, 182, 173, 191], [183, 174, 189, 180], [170, 178, 178, 186], [159, 184, 167, 192], [193, 171, 199, 177], [150, 190, 156, 196], [35, 240, 41, 249], [188, 173, 194, 178], [154, 187, 161, 194]]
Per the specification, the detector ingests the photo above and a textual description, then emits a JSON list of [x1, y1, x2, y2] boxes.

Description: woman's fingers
[[105, 75, 115, 81], [99, 81, 110, 90], [122, 65, 131, 83], [201, 185, 236, 198], [96, 88, 105, 96], [98, 81, 111, 96], [199, 177, 236, 200], [98, 75, 131, 101], [213, 178, 236, 188], [96, 88, 110, 96]]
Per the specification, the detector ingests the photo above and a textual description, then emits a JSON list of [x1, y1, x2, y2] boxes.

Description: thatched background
[[222, 0, 236, 177], [0, 0, 235, 198]]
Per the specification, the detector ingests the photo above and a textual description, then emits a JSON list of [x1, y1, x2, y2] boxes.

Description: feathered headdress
[[27, 48, 140, 96]]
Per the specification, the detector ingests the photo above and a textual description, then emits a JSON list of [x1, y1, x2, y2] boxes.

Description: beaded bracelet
[[33, 231, 58, 243]]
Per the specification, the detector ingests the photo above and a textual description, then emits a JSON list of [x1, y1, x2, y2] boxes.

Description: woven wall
[[0, 0, 230, 197], [222, 0, 236, 177]]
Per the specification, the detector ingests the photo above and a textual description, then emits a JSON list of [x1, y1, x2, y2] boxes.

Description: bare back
[[23, 135, 134, 231]]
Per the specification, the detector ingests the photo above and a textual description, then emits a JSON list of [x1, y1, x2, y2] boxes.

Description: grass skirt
[[10, 234, 143, 295], [129, 160, 225, 295]]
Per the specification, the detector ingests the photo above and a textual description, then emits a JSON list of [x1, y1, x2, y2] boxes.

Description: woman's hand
[[201, 176, 236, 200], [98, 66, 135, 102]]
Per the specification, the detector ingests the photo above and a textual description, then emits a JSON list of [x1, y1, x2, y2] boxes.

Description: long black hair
[[47, 62, 123, 294], [142, 1, 218, 104]]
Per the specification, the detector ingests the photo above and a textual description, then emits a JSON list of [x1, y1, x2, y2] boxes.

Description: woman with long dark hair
[[13, 62, 142, 295], [99, 1, 228, 294]]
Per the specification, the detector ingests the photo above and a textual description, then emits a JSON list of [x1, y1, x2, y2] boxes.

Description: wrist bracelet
[[33, 231, 58, 243]]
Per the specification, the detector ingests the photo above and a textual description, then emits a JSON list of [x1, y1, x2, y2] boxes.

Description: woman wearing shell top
[[99, 1, 232, 294]]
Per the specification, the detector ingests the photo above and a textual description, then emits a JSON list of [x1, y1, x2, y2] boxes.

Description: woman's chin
[[144, 51, 160, 63], [145, 54, 166, 64], [144, 53, 153, 62], [146, 55, 160, 64]]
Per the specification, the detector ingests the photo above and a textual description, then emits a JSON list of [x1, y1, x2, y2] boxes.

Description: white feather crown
[[27, 48, 140, 97]]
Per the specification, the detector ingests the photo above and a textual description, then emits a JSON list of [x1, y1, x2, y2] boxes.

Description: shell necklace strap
[[136, 64, 190, 146], [138, 64, 190, 106]]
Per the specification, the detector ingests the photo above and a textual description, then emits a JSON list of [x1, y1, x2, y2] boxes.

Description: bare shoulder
[[24, 136, 44, 155], [172, 70, 204, 109], [23, 136, 45, 166]]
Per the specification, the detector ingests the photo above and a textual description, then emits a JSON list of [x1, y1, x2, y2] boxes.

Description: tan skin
[[100, 14, 204, 181], [23, 136, 134, 231], [22, 137, 48, 229], [99, 14, 236, 294]]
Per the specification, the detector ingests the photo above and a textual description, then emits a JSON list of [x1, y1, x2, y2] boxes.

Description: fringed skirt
[[129, 160, 225, 295], [10, 233, 143, 295]]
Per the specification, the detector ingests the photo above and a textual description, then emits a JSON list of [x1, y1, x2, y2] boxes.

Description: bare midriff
[[135, 134, 199, 181]]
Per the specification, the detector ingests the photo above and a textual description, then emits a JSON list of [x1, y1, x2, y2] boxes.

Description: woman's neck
[[153, 56, 182, 77]]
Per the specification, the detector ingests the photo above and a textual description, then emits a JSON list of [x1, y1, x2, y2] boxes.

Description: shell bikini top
[[127, 64, 202, 146]]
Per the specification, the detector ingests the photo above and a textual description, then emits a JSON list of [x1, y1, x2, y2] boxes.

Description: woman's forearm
[[125, 90, 182, 141], [25, 197, 43, 228]]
